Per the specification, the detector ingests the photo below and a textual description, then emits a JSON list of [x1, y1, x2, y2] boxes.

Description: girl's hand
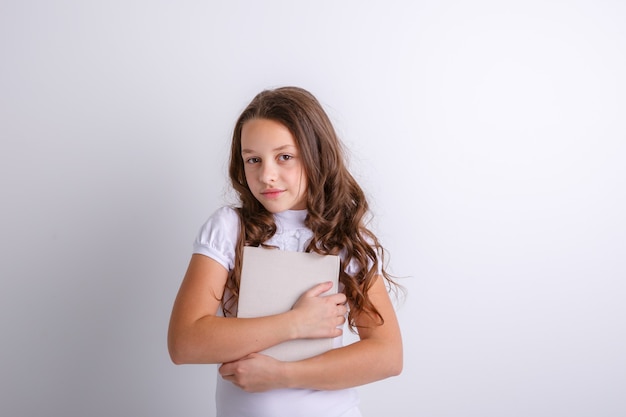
[[219, 353, 286, 392], [290, 281, 347, 339]]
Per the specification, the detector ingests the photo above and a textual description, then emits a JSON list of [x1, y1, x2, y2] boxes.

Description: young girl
[[168, 86, 403, 417]]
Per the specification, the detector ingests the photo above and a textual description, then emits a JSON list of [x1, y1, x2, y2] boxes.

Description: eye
[[245, 157, 261, 164], [278, 154, 293, 162]]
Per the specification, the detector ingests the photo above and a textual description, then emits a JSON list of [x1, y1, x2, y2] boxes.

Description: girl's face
[[240, 118, 308, 213]]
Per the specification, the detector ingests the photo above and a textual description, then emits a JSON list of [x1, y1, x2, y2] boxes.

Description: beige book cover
[[237, 246, 340, 362]]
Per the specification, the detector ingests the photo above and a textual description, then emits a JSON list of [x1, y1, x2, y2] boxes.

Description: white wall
[[1, 1, 625, 416]]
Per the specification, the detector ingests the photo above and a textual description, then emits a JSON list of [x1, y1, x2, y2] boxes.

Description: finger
[[325, 292, 346, 304], [218, 363, 231, 377], [338, 304, 348, 316], [305, 281, 334, 297]]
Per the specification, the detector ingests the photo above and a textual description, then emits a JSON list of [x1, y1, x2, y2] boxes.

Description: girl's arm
[[168, 254, 347, 364], [219, 273, 403, 391]]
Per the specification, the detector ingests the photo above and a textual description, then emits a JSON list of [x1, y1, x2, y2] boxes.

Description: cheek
[[242, 165, 254, 181]]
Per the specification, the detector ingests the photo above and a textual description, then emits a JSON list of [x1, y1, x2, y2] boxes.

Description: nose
[[259, 161, 277, 183]]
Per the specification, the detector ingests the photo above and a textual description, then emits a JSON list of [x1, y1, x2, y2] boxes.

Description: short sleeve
[[192, 206, 240, 271]]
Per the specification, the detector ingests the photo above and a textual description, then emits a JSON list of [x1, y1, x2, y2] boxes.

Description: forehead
[[240, 118, 298, 152]]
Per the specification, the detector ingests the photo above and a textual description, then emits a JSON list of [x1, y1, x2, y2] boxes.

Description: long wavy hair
[[224, 86, 398, 330]]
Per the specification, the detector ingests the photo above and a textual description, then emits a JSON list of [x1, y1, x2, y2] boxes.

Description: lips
[[260, 189, 284, 199]]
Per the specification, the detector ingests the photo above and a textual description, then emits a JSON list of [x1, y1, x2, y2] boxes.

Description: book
[[237, 246, 340, 362]]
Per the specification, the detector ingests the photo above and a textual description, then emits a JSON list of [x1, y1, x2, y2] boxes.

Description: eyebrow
[[241, 144, 297, 155]]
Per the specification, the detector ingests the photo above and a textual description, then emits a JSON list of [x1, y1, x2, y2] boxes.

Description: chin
[[257, 197, 306, 213], [259, 203, 284, 213]]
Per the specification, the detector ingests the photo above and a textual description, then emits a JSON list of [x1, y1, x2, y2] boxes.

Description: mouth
[[260, 189, 284, 199]]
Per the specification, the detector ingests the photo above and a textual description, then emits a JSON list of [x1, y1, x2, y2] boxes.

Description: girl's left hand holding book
[[219, 352, 286, 392]]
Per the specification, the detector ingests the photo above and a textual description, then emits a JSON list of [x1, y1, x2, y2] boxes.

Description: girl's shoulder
[[209, 205, 240, 224], [200, 205, 241, 236], [192, 205, 241, 270]]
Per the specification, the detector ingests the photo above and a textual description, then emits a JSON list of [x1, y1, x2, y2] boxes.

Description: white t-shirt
[[193, 206, 362, 417]]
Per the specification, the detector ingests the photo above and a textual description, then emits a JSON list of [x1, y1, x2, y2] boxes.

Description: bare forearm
[[169, 313, 296, 364], [283, 277, 403, 391], [169, 275, 347, 366], [283, 338, 403, 390], [216, 277, 403, 393]]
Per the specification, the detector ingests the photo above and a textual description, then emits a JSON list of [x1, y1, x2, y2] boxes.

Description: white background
[[1, 1, 625, 416]]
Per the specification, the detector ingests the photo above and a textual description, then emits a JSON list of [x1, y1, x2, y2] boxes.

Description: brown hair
[[225, 86, 398, 330]]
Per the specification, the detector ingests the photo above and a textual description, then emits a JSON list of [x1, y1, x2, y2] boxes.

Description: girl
[[168, 86, 403, 417]]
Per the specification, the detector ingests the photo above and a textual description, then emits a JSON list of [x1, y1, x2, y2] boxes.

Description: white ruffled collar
[[274, 209, 307, 230]]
